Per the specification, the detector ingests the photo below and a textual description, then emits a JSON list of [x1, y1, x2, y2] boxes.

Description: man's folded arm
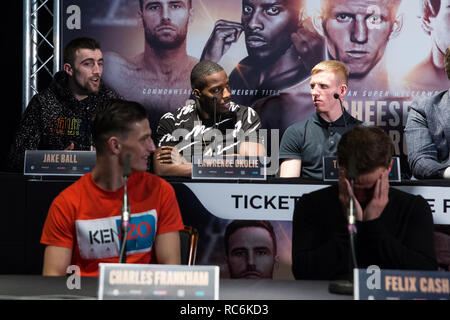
[[153, 146, 192, 176]]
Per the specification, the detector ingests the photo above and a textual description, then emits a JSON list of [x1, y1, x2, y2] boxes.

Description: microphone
[[119, 154, 131, 264], [334, 93, 347, 128]]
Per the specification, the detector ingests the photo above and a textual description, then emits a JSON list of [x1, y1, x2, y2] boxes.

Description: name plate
[[354, 268, 450, 300], [322, 156, 401, 182], [98, 263, 219, 300], [24, 150, 96, 176], [322, 156, 339, 181], [192, 156, 266, 180]]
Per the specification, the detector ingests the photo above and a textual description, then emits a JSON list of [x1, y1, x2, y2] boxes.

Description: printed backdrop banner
[[61, 0, 450, 177], [171, 182, 450, 279], [60, 0, 450, 278], [184, 182, 450, 224], [172, 183, 296, 280]]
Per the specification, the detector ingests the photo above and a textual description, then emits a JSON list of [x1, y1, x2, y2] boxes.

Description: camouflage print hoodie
[[8, 71, 120, 172]]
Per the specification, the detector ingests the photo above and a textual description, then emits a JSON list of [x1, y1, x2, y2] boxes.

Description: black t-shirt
[[155, 101, 262, 160]]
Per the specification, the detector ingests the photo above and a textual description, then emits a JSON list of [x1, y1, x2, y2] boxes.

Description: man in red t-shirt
[[41, 99, 184, 276]]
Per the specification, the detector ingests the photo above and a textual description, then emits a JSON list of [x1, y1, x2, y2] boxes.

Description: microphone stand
[[348, 179, 358, 270], [329, 168, 358, 295], [119, 154, 131, 264]]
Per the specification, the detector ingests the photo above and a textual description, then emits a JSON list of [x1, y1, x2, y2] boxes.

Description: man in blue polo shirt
[[279, 60, 362, 179]]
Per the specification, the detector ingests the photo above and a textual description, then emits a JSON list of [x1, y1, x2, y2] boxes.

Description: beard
[[144, 21, 188, 50], [73, 74, 100, 96]]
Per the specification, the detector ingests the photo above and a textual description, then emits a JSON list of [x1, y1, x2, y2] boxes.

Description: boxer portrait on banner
[[200, 0, 324, 107], [253, 0, 404, 135], [224, 220, 279, 279], [402, 0, 450, 91], [102, 0, 198, 134]]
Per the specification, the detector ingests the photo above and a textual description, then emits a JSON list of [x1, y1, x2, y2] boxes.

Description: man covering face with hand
[[291, 126, 437, 280]]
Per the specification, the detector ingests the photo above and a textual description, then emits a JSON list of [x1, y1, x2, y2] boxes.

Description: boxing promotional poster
[[61, 0, 450, 277]]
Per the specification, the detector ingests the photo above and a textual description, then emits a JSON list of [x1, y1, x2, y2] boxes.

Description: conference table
[[1, 173, 449, 274], [0, 173, 448, 302], [0, 275, 349, 300]]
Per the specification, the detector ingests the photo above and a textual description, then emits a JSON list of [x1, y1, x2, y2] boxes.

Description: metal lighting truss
[[23, 0, 60, 113]]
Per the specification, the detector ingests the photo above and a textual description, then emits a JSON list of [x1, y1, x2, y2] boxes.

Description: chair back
[[179, 225, 199, 265]]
